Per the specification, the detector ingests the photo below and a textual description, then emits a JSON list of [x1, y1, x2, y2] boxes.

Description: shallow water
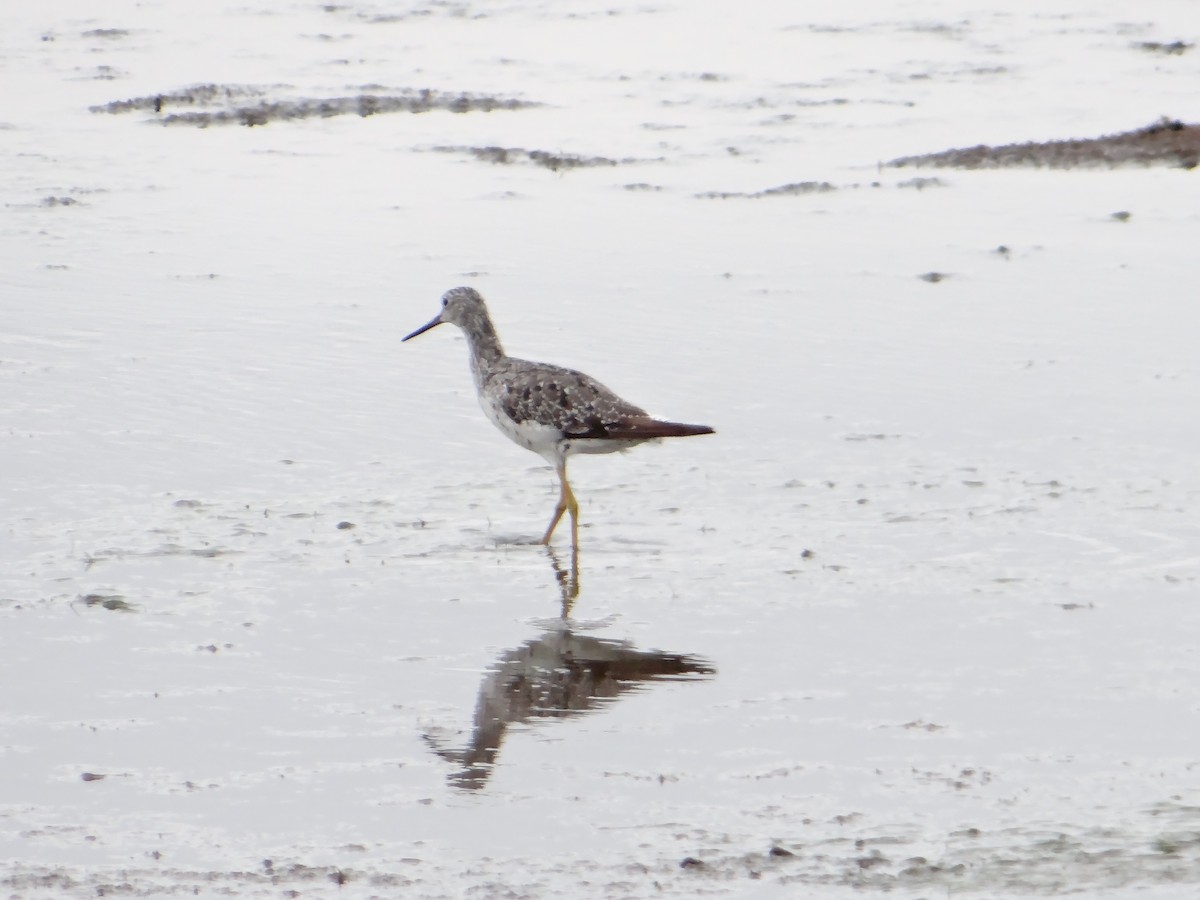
[[3, 1, 1200, 897]]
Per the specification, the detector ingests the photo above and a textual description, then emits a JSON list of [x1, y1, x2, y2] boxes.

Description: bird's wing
[[487, 360, 649, 436]]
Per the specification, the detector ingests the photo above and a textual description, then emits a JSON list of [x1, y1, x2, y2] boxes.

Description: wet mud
[[92, 83, 537, 126], [674, 811, 1200, 895], [890, 117, 1200, 169], [7, 1, 1200, 898], [6, 811, 1200, 898]]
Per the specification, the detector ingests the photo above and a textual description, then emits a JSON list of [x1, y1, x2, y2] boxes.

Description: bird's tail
[[607, 419, 715, 440]]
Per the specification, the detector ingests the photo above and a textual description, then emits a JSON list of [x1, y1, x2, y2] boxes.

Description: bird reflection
[[547, 543, 579, 616], [425, 550, 715, 790]]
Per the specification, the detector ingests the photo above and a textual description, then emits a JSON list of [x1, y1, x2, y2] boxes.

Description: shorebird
[[402, 287, 714, 545]]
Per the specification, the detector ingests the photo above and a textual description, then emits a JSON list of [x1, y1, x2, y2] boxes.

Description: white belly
[[479, 391, 564, 463], [477, 391, 651, 463]]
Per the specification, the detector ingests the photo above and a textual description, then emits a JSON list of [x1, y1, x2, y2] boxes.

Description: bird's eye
[[442, 297, 448, 308]]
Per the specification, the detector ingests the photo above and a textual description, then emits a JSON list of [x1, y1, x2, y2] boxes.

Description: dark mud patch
[[82, 543, 240, 567], [889, 118, 1200, 169], [321, 3, 484, 24], [431, 145, 649, 170], [82, 28, 134, 40], [40, 195, 82, 208], [77, 593, 135, 612], [896, 176, 946, 190], [95, 83, 267, 113], [697, 180, 837, 199], [1136, 40, 1192, 55], [92, 83, 537, 127], [2, 862, 385, 898]]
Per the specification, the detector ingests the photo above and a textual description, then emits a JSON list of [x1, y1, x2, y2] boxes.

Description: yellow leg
[[540, 460, 579, 546]]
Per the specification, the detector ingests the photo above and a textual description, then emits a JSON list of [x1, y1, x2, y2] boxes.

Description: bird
[[402, 286, 714, 546]]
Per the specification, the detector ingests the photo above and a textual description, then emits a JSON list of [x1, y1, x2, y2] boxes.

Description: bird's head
[[402, 286, 486, 341]]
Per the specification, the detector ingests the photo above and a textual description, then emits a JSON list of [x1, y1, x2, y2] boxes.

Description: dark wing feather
[[487, 359, 647, 432], [486, 359, 714, 441]]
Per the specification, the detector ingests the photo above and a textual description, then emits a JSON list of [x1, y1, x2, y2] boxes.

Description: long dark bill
[[402, 314, 443, 342]]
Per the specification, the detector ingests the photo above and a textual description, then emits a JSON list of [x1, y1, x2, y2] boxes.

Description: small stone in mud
[[81, 772, 107, 782], [919, 271, 948, 283], [336, 521, 356, 530], [1111, 210, 1132, 222], [857, 852, 889, 869], [680, 857, 706, 869], [768, 845, 795, 858]]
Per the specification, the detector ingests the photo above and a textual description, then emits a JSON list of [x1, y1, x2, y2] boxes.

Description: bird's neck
[[462, 307, 505, 383]]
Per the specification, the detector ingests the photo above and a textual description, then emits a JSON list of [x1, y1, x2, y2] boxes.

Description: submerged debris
[[92, 84, 538, 126], [889, 118, 1200, 169]]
